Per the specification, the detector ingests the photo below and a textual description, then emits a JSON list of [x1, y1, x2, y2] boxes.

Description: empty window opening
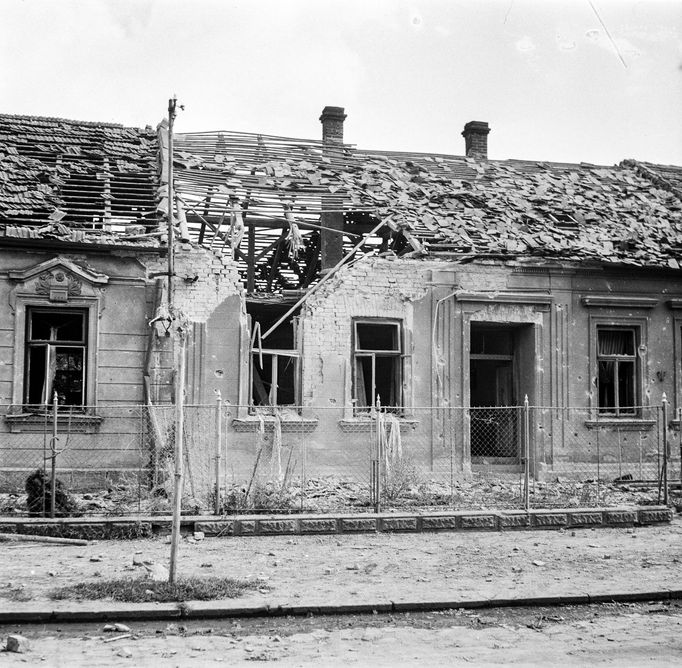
[[248, 302, 300, 409], [597, 327, 637, 415], [25, 308, 87, 407], [353, 320, 402, 412]]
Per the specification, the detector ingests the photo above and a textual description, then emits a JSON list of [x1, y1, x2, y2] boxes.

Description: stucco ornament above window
[[8, 258, 109, 302]]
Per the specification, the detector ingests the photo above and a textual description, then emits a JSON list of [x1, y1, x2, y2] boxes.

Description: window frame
[[351, 318, 404, 414], [24, 307, 89, 408], [250, 347, 301, 410], [589, 316, 647, 419], [596, 326, 638, 416], [11, 297, 100, 413]]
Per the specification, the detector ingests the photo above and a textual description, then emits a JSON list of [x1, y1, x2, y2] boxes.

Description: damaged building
[[1, 107, 682, 491]]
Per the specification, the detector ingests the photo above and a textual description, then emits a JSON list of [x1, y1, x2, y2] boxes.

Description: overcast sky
[[2, 0, 681, 166]]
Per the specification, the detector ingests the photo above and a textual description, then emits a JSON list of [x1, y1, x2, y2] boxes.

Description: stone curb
[[0, 506, 672, 540], [1, 589, 681, 625]]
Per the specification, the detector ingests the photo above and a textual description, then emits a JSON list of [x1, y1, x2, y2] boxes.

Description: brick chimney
[[319, 106, 347, 272], [320, 106, 347, 144], [462, 121, 490, 160]]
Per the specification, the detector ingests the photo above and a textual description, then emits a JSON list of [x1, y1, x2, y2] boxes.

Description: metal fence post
[[214, 391, 222, 515], [679, 407, 682, 495], [370, 401, 381, 514], [50, 392, 58, 518], [523, 396, 530, 511]]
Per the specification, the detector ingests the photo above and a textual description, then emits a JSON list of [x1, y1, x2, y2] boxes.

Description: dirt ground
[[1, 517, 681, 610], [1, 518, 681, 665], [1, 603, 682, 666]]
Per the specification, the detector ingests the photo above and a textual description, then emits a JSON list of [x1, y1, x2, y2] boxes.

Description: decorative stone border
[[0, 506, 672, 540]]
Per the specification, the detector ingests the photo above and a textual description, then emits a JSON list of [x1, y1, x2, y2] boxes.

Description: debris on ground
[[5, 634, 30, 653], [104, 623, 131, 633]]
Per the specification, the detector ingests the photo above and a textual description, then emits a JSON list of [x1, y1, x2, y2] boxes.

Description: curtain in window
[[598, 329, 633, 356]]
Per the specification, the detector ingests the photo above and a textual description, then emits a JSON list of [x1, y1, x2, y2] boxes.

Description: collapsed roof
[[0, 114, 159, 246], [1, 112, 682, 285], [173, 131, 682, 274]]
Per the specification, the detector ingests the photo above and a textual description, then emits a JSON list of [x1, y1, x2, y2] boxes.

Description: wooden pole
[[169, 334, 186, 584]]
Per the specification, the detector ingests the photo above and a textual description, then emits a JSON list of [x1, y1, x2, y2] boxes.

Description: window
[[597, 327, 637, 415], [25, 308, 87, 407], [248, 302, 300, 409], [353, 320, 402, 412], [251, 351, 299, 407]]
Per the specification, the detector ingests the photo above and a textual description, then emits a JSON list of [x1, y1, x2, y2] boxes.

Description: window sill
[[338, 418, 420, 433], [4, 411, 103, 434], [231, 417, 318, 434], [584, 418, 656, 431]]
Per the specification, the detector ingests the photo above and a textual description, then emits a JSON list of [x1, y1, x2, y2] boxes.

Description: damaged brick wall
[[300, 256, 433, 409], [143, 244, 243, 404]]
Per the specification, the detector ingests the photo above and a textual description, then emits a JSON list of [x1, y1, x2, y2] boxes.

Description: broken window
[[25, 308, 87, 407], [248, 302, 300, 409], [597, 327, 637, 415], [353, 320, 402, 412]]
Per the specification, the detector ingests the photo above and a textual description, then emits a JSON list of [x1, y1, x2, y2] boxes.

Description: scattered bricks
[[238, 520, 256, 535], [421, 516, 459, 531], [381, 517, 418, 532], [194, 521, 234, 537], [257, 520, 297, 535], [604, 510, 638, 525], [300, 518, 338, 534], [460, 515, 497, 530], [639, 508, 673, 524], [498, 513, 530, 529], [532, 513, 568, 528], [340, 518, 378, 533], [569, 512, 604, 527], [6, 635, 30, 653]]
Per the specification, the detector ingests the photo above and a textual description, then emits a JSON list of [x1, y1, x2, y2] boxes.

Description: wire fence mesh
[[0, 403, 679, 518]]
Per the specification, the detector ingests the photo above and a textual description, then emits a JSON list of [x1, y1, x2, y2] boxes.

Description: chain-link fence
[[1, 402, 679, 517]]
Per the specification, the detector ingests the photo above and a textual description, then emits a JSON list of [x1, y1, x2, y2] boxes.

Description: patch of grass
[[49, 576, 259, 603], [1, 586, 33, 602]]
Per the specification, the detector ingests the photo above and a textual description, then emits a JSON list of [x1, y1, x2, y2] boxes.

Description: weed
[[0, 585, 32, 602], [382, 456, 422, 501], [49, 576, 259, 603]]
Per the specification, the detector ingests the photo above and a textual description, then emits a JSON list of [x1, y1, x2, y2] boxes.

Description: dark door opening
[[469, 324, 520, 461]]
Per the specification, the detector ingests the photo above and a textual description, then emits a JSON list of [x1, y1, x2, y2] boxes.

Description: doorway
[[469, 323, 524, 462]]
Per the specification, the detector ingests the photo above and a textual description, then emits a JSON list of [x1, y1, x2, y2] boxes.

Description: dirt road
[[1, 518, 681, 610], [1, 602, 681, 666]]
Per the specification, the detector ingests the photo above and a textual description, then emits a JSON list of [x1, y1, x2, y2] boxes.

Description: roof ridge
[[624, 159, 682, 201], [0, 112, 149, 132]]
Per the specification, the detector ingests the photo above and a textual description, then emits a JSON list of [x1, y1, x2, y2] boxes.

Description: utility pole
[[167, 96, 183, 584]]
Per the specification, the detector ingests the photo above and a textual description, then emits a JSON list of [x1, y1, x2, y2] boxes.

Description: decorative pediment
[[9, 258, 108, 303]]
